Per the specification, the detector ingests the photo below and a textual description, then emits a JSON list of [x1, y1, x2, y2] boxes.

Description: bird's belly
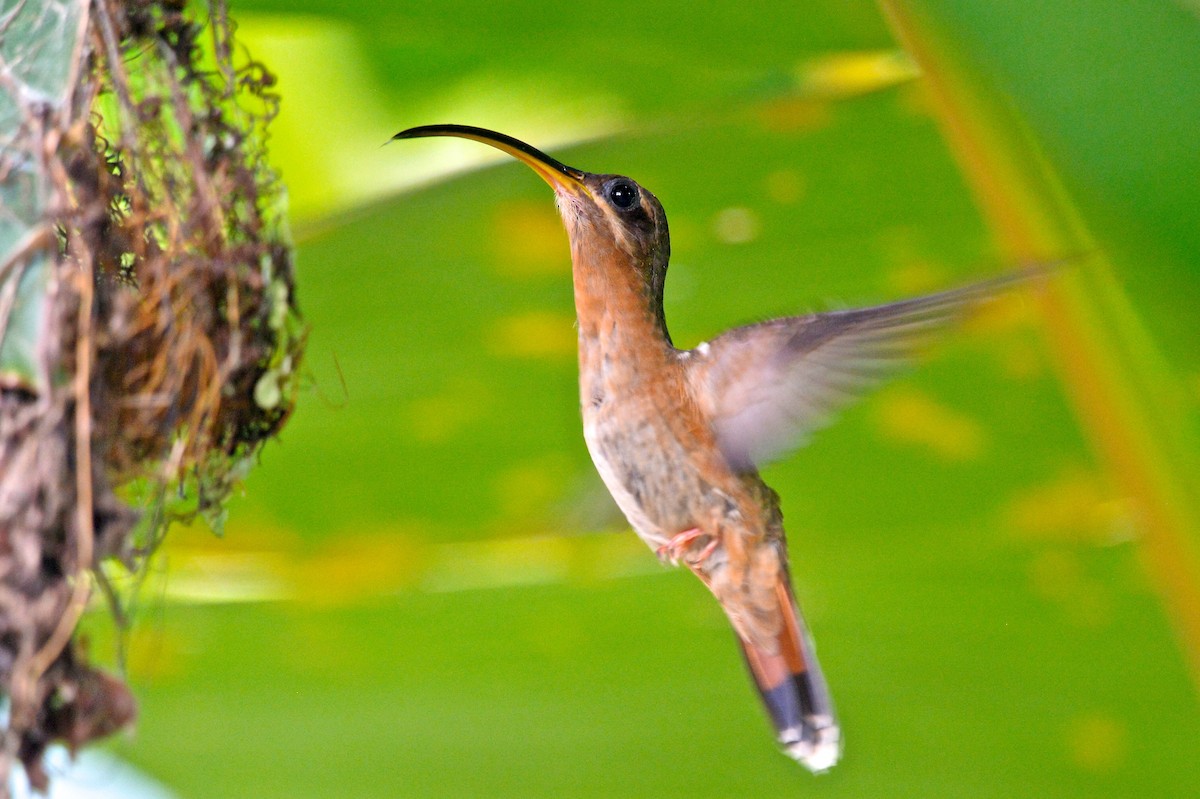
[[582, 414, 717, 550]]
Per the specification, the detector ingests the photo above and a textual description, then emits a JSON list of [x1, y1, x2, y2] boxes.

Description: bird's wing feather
[[687, 271, 1036, 471]]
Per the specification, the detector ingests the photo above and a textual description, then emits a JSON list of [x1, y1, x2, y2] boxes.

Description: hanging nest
[[0, 0, 303, 790]]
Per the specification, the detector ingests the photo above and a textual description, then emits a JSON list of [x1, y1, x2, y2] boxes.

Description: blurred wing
[[687, 272, 1034, 471]]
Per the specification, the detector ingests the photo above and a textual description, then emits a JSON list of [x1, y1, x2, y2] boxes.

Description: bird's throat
[[570, 240, 672, 367]]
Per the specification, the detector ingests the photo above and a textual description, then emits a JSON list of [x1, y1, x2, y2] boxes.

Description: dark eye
[[607, 180, 639, 210]]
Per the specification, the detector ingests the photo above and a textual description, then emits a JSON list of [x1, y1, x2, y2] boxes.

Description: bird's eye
[[607, 180, 639, 210]]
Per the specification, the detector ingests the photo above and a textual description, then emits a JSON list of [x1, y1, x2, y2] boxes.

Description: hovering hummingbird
[[393, 124, 1036, 772]]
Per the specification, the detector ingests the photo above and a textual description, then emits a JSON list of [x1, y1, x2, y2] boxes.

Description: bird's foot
[[656, 528, 719, 566]]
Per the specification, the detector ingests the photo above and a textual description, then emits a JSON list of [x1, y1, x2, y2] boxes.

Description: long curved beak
[[392, 124, 589, 195]]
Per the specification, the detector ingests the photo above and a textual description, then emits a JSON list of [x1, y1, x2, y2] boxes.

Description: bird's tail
[[734, 578, 840, 772]]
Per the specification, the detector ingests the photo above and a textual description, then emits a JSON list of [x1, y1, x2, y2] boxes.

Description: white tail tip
[[781, 717, 841, 773]]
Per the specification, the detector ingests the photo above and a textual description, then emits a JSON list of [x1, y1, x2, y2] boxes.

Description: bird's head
[[392, 125, 670, 288]]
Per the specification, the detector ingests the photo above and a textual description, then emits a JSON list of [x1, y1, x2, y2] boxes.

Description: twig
[[23, 239, 96, 693]]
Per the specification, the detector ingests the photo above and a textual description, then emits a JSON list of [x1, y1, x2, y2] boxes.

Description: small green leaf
[[253, 370, 282, 410]]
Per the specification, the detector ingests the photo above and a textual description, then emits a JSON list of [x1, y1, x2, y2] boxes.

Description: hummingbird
[[393, 124, 1036, 772]]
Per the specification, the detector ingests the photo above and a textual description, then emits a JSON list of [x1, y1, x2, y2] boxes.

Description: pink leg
[[657, 528, 719, 566]]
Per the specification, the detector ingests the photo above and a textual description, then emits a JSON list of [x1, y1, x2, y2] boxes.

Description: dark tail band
[[736, 580, 840, 772]]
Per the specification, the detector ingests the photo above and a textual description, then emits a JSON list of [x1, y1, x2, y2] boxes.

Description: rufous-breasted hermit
[[393, 124, 1039, 772]]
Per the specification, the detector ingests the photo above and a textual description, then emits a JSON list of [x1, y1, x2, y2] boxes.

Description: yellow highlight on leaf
[[1066, 713, 1127, 772], [960, 289, 1038, 335], [873, 386, 986, 461], [124, 627, 190, 682], [885, 257, 947, 296], [795, 50, 920, 98], [1027, 550, 1113, 628], [493, 457, 569, 519], [756, 98, 831, 134], [290, 532, 420, 606], [489, 311, 577, 359], [763, 169, 805, 205], [409, 383, 489, 443], [422, 536, 572, 594], [1005, 469, 1132, 544], [491, 201, 569, 278]]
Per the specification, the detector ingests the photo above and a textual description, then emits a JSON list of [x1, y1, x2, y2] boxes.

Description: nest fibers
[[0, 0, 304, 788]]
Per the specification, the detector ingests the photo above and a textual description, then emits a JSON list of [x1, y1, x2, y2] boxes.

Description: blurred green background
[[83, 1, 1200, 796]]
